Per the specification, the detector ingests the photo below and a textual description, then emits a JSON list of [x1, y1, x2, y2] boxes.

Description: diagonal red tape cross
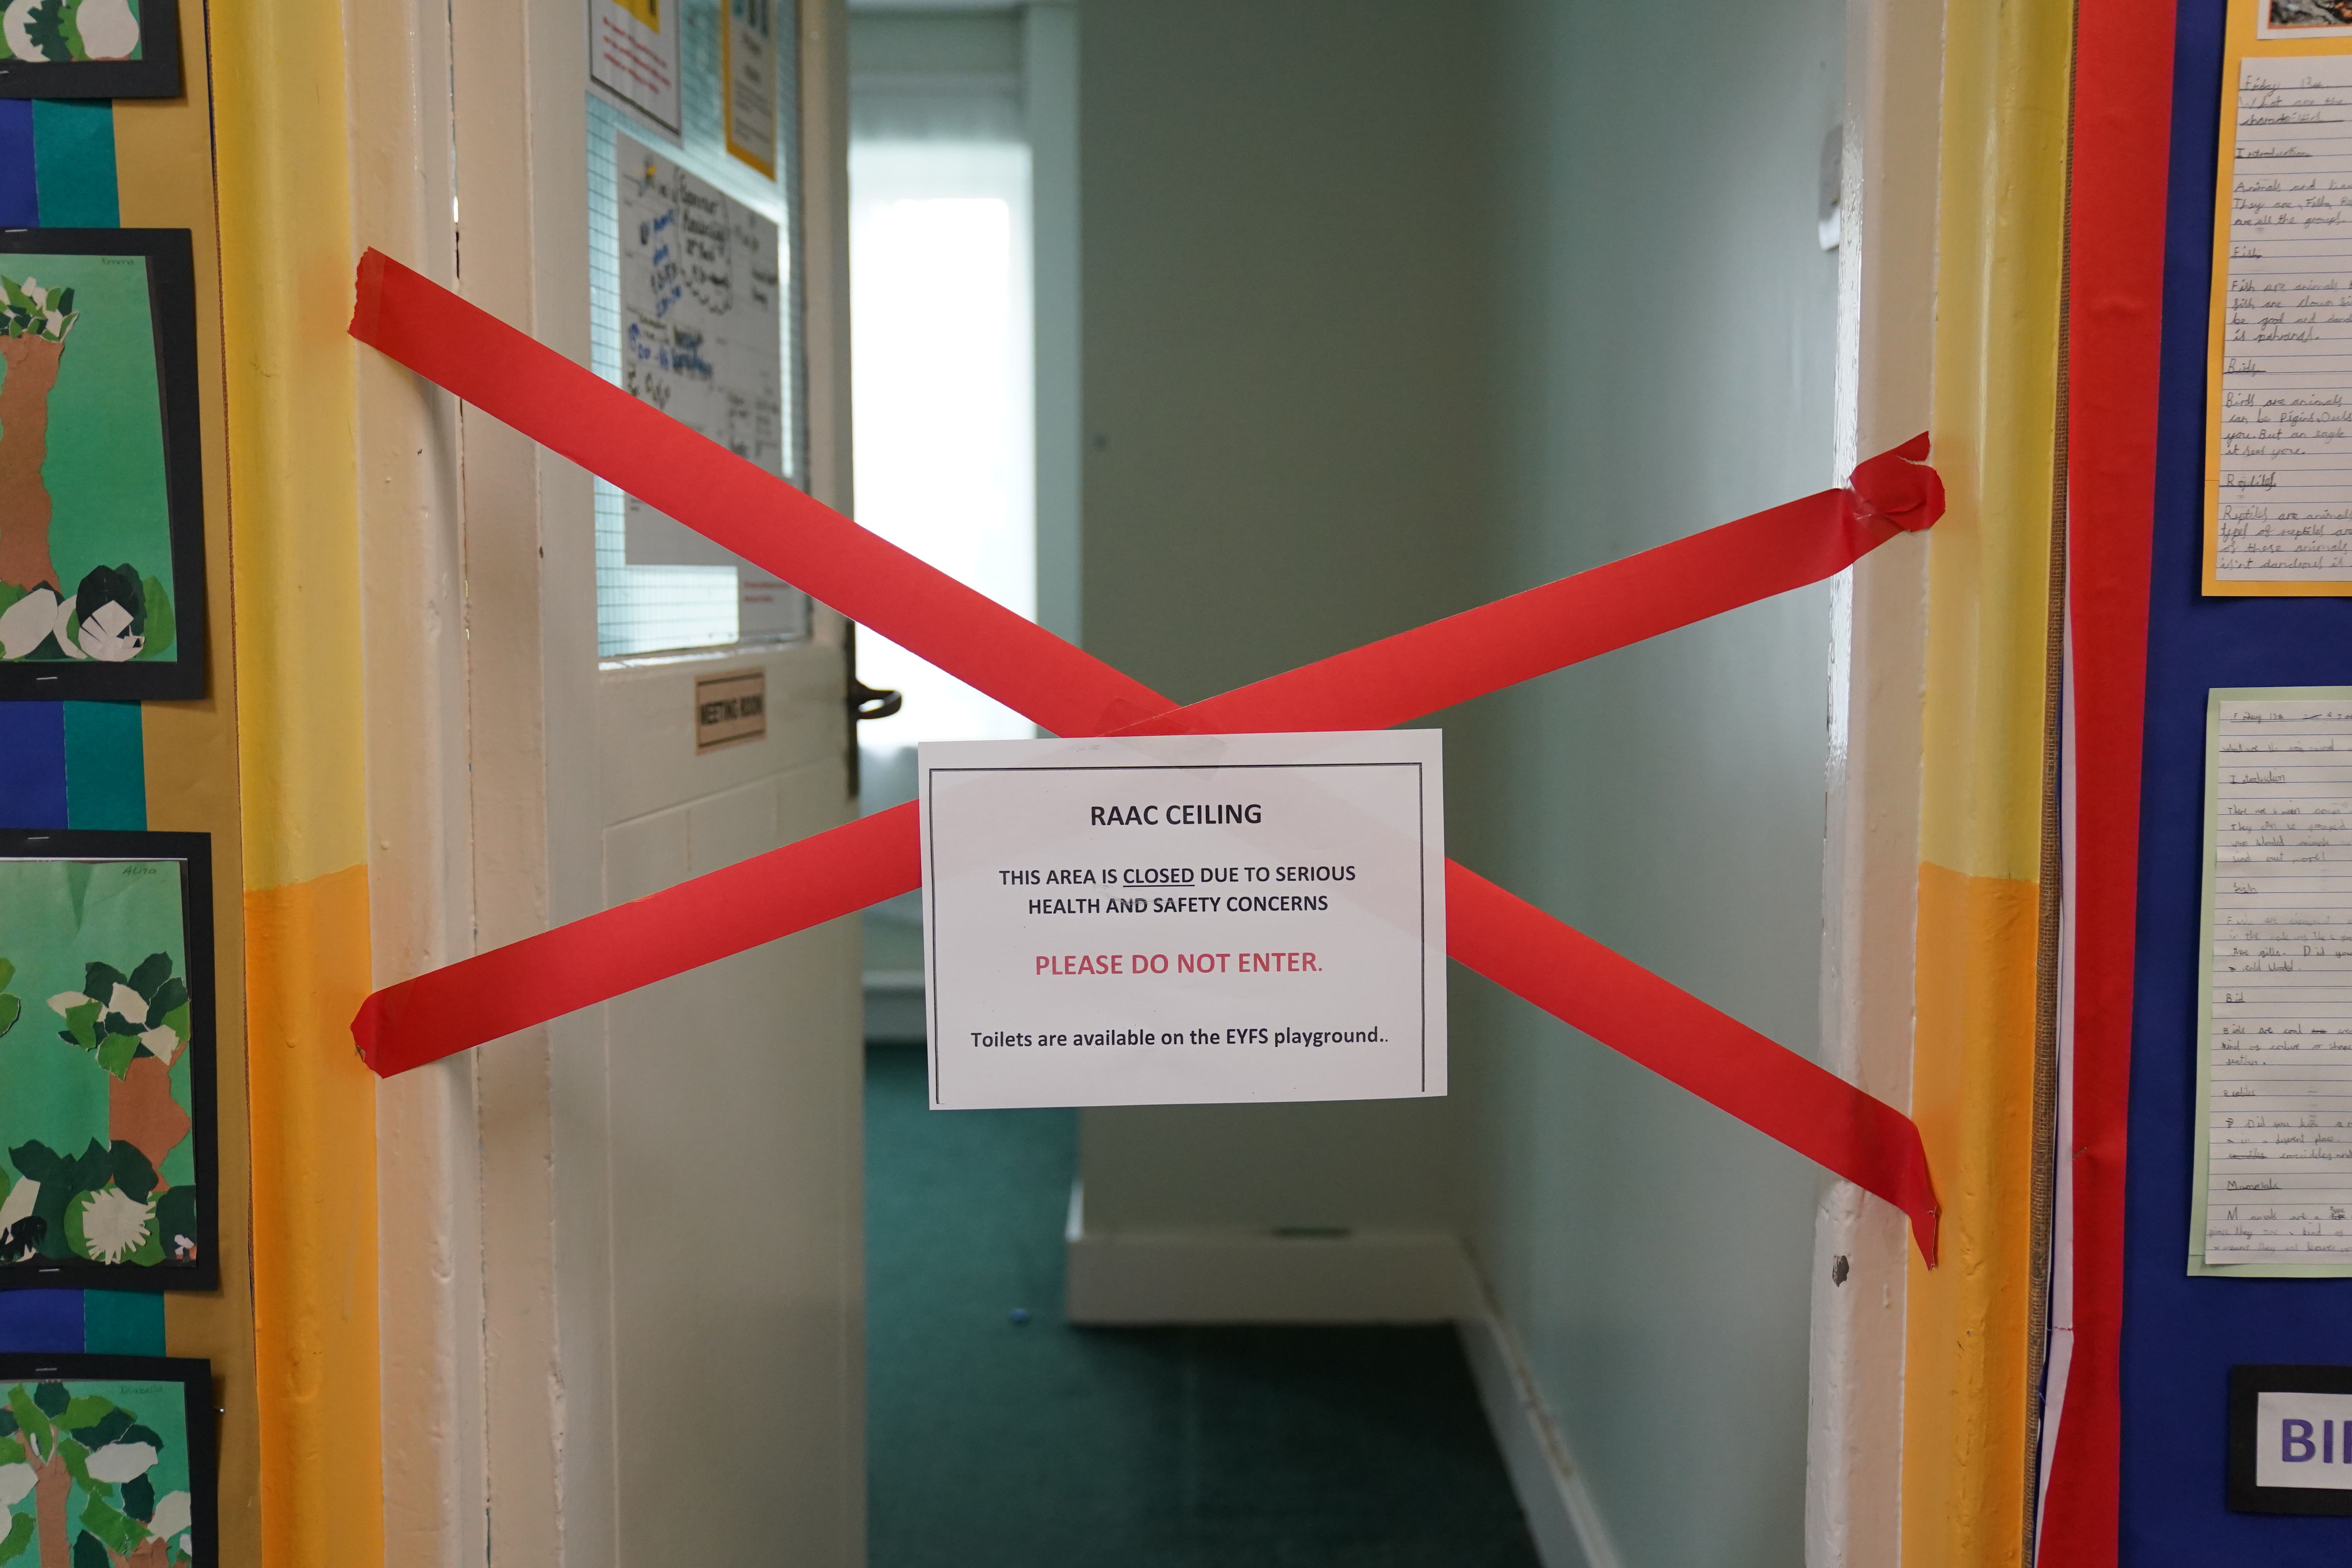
[[346, 250, 1944, 1263]]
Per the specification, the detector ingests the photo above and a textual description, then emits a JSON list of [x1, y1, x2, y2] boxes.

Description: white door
[[412, 1, 867, 1563], [586, 646, 863, 1566]]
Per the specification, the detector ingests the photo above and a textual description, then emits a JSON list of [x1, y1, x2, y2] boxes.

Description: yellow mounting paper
[[2205, 2, 2352, 594]]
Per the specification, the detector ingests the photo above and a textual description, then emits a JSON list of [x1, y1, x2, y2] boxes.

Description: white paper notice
[[2196, 689, 2352, 1271], [2256, 1391, 2352, 1491], [920, 730, 1446, 1110], [2213, 55, 2352, 583], [615, 133, 807, 638], [591, 0, 681, 132]]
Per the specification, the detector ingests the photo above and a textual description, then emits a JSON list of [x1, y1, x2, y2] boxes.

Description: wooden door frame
[[355, 0, 859, 1562], [1806, 0, 1942, 1561]]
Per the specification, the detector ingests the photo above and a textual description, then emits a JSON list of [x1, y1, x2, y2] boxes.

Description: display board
[[2061, 1, 2352, 1556]]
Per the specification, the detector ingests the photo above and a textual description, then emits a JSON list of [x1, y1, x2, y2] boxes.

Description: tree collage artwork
[[0, 1368, 203, 1568], [0, 258, 172, 670], [0, 856, 201, 1283], [0, 0, 142, 67]]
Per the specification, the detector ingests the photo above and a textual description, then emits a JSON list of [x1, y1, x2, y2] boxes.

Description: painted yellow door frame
[[200, 0, 2069, 1561], [208, 1, 384, 1563], [1903, 0, 2073, 1562], [206, 0, 858, 1560]]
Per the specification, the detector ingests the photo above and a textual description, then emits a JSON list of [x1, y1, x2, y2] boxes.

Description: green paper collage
[[0, 861, 196, 1278], [0, 251, 174, 668], [0, 1377, 193, 1566], [0, 1, 145, 67]]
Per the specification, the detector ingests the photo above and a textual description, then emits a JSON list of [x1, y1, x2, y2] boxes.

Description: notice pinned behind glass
[[2195, 689, 2352, 1273], [613, 132, 805, 640]]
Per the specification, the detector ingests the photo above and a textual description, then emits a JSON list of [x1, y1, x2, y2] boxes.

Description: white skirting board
[[1062, 1185, 1483, 1324], [1062, 1184, 1620, 1568], [1455, 1310, 1624, 1568]]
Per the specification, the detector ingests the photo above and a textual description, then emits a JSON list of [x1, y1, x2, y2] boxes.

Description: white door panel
[[603, 808, 691, 906], [398, 1, 862, 1562], [599, 642, 852, 824], [593, 637, 862, 1566], [601, 911, 859, 1567]]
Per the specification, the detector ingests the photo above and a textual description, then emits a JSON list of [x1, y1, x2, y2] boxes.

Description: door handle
[[849, 679, 902, 721]]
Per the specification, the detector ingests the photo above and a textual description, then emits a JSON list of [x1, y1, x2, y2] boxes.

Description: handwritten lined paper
[[2214, 55, 2352, 584], [2198, 690, 2352, 1270]]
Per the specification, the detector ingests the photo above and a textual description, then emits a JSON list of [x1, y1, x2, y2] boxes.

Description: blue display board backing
[[2120, 4, 2352, 1559]]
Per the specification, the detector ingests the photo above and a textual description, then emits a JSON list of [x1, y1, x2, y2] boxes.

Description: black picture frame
[[0, 227, 204, 701], [0, 0, 181, 100], [0, 829, 216, 1292], [0, 1353, 216, 1565], [2227, 1365, 2352, 1516]]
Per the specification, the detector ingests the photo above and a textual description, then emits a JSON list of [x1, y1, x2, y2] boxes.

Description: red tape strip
[[347, 250, 1943, 1263]]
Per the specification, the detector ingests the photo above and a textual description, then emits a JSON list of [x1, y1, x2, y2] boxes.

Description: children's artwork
[[0, 831, 214, 1292], [0, 0, 181, 100], [0, 231, 204, 701], [0, 1354, 214, 1566]]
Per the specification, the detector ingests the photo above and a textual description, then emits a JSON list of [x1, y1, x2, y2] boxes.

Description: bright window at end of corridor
[[849, 127, 1037, 751]]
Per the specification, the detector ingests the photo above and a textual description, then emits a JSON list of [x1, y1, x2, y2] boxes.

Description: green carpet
[[865, 1044, 1544, 1567]]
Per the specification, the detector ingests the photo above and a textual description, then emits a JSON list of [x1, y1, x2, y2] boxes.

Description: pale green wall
[[1074, 0, 1844, 1558], [1074, 0, 1493, 1234], [1452, 1, 1845, 1561]]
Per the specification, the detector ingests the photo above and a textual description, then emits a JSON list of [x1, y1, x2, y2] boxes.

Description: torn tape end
[[350, 247, 390, 345]]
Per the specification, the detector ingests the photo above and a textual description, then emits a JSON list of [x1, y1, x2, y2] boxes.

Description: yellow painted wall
[[206, 0, 383, 1562], [1901, 0, 2073, 1562]]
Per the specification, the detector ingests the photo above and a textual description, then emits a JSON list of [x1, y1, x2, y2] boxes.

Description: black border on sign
[[2227, 1364, 2352, 1515], [0, 829, 218, 1292], [0, 0, 182, 100], [920, 759, 1436, 1110], [0, 228, 206, 701], [0, 1353, 217, 1562]]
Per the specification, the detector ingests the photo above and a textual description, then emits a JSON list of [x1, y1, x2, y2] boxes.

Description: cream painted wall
[[1074, 0, 1844, 1556], [1074, 0, 1494, 1240]]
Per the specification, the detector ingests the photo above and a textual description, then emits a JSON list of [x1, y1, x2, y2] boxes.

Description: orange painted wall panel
[[244, 865, 381, 1567], [1904, 862, 2042, 1565]]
